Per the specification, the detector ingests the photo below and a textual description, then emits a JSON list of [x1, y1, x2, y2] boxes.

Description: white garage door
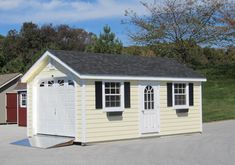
[[37, 77, 76, 137]]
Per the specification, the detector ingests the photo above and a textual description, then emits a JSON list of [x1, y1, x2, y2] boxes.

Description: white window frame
[[102, 81, 124, 112], [20, 92, 27, 108], [172, 82, 189, 109]]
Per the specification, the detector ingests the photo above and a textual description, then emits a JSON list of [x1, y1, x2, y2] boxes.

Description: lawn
[[202, 79, 235, 122]]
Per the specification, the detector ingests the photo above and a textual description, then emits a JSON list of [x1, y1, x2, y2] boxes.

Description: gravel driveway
[[0, 120, 235, 165]]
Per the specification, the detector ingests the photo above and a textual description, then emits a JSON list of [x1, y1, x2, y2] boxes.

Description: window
[[48, 80, 54, 87], [105, 82, 121, 108], [20, 92, 27, 108], [40, 82, 45, 87], [68, 80, 74, 86], [58, 80, 64, 86], [144, 85, 154, 110], [173, 83, 188, 107]]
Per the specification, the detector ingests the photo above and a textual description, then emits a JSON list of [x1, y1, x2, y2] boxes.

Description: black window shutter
[[167, 83, 173, 107], [189, 83, 194, 106], [95, 81, 102, 109], [124, 82, 131, 108]]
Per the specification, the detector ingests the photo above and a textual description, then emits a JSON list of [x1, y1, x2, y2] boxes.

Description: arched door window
[[144, 85, 154, 110]]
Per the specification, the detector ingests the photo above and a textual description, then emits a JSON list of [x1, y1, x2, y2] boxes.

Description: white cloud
[[0, 0, 153, 24], [0, 0, 24, 10]]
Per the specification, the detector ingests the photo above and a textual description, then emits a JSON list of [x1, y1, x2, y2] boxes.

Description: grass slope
[[203, 79, 235, 122]]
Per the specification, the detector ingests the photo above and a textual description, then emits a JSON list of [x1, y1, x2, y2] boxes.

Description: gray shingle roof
[[49, 50, 205, 79], [15, 83, 27, 90], [0, 73, 21, 88]]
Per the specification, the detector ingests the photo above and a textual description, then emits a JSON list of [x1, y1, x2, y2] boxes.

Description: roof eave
[[79, 74, 207, 82], [0, 73, 22, 89], [22, 50, 207, 83]]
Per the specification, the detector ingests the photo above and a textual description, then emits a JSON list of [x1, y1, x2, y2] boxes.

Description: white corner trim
[[81, 80, 86, 143], [27, 84, 31, 136], [138, 82, 142, 136], [200, 82, 203, 132], [32, 83, 38, 136], [74, 82, 79, 141], [0, 73, 22, 89]]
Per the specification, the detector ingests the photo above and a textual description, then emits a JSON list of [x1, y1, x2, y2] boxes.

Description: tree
[[86, 25, 123, 54], [219, 1, 235, 38], [124, 0, 234, 63], [56, 25, 93, 51], [0, 35, 4, 67], [1, 30, 21, 65], [19, 22, 42, 61], [0, 22, 94, 73]]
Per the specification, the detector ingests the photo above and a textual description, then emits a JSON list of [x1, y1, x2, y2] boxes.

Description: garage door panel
[[37, 78, 75, 137]]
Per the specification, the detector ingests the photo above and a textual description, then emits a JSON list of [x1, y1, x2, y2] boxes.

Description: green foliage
[[198, 64, 235, 80], [123, 45, 155, 56], [86, 25, 123, 54], [1, 57, 25, 73], [0, 22, 93, 74], [203, 79, 235, 122]]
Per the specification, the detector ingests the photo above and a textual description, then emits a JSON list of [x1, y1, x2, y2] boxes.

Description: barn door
[[6, 93, 17, 123], [18, 92, 27, 127]]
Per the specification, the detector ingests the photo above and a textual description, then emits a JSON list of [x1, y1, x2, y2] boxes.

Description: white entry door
[[140, 82, 160, 133], [37, 78, 76, 137]]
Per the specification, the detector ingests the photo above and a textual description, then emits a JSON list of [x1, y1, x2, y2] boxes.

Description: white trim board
[[80, 75, 206, 82], [200, 82, 203, 132], [21, 51, 207, 83], [81, 80, 86, 144]]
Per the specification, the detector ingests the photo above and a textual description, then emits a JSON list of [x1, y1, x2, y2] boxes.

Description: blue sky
[[0, 0, 154, 45]]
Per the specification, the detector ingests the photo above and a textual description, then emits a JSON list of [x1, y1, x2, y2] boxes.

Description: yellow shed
[[21, 50, 206, 144]]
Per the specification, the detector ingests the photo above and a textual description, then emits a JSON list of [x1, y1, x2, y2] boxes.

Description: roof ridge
[[48, 49, 179, 63]]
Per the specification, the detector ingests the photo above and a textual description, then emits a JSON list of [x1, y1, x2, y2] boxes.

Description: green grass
[[203, 79, 235, 122]]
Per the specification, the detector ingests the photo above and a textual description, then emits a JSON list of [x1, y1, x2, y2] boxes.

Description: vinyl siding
[[158, 82, 201, 136], [84, 80, 201, 143], [84, 80, 139, 143]]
